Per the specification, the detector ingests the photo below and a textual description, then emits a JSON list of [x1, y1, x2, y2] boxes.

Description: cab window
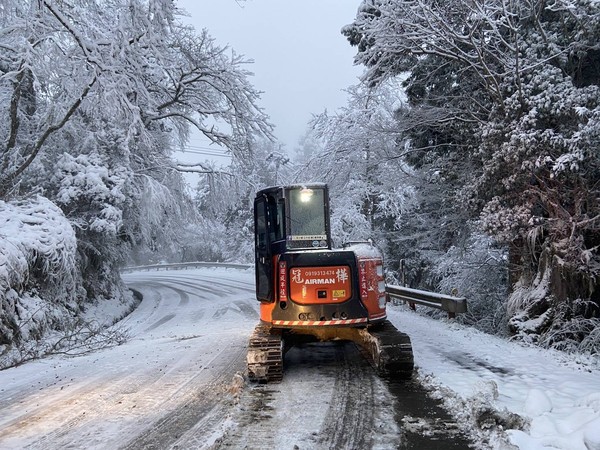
[[288, 188, 326, 239]]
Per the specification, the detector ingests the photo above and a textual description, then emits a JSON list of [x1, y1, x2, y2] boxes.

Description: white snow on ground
[[0, 267, 257, 449], [0, 266, 599, 450], [386, 306, 600, 450]]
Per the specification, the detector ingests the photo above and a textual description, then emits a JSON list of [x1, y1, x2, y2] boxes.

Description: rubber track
[[367, 320, 414, 379], [247, 325, 283, 382]]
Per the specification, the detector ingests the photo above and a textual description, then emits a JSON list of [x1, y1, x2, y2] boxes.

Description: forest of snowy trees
[[339, 0, 600, 351], [0, 0, 272, 362], [1, 0, 599, 364]]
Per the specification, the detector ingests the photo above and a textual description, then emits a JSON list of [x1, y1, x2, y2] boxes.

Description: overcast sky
[[176, 0, 363, 156]]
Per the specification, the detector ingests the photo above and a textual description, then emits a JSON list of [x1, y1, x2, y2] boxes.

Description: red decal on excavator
[[288, 265, 352, 304], [358, 261, 368, 300], [279, 261, 287, 301]]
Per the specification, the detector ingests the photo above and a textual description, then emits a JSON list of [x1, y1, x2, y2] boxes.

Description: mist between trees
[[1, 0, 599, 363]]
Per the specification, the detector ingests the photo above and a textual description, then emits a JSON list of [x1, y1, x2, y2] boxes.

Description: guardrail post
[[448, 288, 458, 319]]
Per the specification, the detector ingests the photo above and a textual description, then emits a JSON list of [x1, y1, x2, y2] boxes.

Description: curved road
[[0, 267, 474, 449]]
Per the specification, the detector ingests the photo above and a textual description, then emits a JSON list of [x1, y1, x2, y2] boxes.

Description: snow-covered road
[[386, 303, 600, 450], [0, 268, 258, 449], [0, 268, 422, 449], [1, 266, 598, 450]]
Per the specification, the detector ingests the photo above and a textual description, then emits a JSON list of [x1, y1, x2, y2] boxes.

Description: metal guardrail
[[121, 261, 252, 273], [122, 263, 466, 319], [386, 284, 467, 319]]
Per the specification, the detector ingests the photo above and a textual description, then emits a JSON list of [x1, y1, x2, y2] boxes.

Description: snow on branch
[[0, 196, 76, 294]]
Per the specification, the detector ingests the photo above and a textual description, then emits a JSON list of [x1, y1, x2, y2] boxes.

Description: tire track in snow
[[2, 368, 161, 449], [145, 312, 176, 331], [0, 269, 256, 450], [213, 341, 400, 450], [207, 384, 278, 450], [315, 342, 377, 450], [145, 276, 254, 298], [121, 339, 247, 450]]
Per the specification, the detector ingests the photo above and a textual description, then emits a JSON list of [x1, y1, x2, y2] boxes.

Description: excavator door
[[254, 193, 273, 302]]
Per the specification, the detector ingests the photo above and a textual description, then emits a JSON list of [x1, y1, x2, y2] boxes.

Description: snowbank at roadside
[[387, 304, 600, 450], [0, 196, 135, 368], [0, 196, 78, 354]]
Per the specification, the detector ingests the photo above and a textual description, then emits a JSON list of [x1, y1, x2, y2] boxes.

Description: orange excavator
[[247, 183, 414, 382]]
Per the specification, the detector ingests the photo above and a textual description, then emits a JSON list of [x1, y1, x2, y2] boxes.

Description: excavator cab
[[247, 184, 414, 382], [254, 183, 331, 303]]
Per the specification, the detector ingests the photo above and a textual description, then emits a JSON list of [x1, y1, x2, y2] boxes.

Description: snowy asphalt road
[[0, 267, 476, 449]]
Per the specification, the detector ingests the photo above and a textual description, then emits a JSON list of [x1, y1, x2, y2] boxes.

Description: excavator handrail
[[386, 284, 467, 318]]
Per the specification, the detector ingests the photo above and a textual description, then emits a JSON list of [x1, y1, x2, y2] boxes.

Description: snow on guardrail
[[121, 261, 252, 273], [386, 284, 467, 318]]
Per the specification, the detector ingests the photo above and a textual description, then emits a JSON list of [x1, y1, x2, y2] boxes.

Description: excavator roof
[[256, 183, 327, 197]]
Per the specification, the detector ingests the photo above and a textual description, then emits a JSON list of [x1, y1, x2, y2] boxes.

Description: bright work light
[[299, 188, 313, 203]]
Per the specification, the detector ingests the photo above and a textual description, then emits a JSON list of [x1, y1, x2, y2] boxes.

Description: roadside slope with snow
[[387, 305, 600, 450]]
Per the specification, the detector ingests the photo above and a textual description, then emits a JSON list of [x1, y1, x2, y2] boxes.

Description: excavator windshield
[[287, 187, 329, 249]]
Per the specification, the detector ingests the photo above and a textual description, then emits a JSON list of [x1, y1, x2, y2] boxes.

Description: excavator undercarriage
[[247, 320, 414, 383]]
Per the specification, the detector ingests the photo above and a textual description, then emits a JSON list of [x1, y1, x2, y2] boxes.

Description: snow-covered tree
[[192, 137, 286, 264], [0, 0, 272, 350], [293, 79, 417, 269], [1, 1, 271, 197], [345, 0, 600, 349], [0, 197, 78, 347]]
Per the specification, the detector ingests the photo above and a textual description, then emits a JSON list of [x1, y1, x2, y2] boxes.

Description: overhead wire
[[175, 145, 231, 158]]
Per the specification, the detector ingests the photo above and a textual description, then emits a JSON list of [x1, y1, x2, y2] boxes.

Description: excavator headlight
[[299, 188, 313, 203]]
